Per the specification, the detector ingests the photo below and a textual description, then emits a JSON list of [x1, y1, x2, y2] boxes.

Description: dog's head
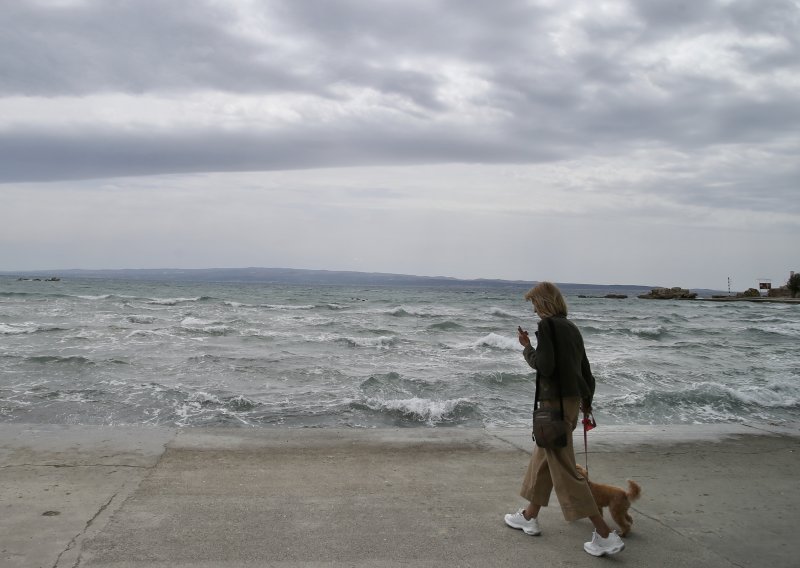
[[575, 463, 588, 477]]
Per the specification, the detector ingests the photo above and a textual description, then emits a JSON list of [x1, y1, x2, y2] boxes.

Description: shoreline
[[2, 423, 798, 567], [698, 297, 800, 304]]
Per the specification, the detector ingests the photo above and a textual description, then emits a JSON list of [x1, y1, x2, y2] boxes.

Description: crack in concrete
[[485, 431, 531, 453], [60, 437, 174, 567], [630, 506, 746, 568], [0, 463, 149, 469], [51, 491, 117, 568], [487, 429, 759, 567]]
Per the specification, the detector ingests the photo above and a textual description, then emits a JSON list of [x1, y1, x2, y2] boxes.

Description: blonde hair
[[524, 282, 568, 318]]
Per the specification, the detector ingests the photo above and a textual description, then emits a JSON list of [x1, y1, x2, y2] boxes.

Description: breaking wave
[[470, 333, 519, 351], [352, 396, 479, 426]]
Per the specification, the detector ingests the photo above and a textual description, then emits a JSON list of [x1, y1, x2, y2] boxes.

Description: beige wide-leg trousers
[[520, 396, 600, 522]]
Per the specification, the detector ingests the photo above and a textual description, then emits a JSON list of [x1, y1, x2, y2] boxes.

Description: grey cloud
[[274, 0, 545, 57], [0, 121, 555, 184], [0, 0, 325, 96], [1, 0, 559, 105], [1, 0, 799, 192], [728, 0, 800, 35], [649, 170, 800, 216], [268, 0, 558, 108], [631, 0, 722, 32]]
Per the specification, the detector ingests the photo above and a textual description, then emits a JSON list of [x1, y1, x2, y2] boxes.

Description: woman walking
[[504, 282, 625, 557]]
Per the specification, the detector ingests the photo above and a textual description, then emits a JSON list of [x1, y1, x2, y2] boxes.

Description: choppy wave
[[1, 291, 41, 297], [386, 306, 452, 318], [489, 307, 515, 318], [179, 317, 235, 335], [127, 315, 156, 324], [627, 325, 668, 339], [428, 321, 464, 331], [147, 296, 210, 306], [135, 387, 261, 426], [1, 323, 38, 335], [0, 323, 69, 335], [357, 373, 436, 400], [336, 336, 398, 348], [353, 396, 478, 425], [387, 307, 415, 317], [602, 379, 800, 424], [25, 355, 95, 365], [2, 276, 798, 428], [125, 329, 175, 339], [745, 323, 800, 338], [470, 333, 519, 351], [472, 371, 532, 385]]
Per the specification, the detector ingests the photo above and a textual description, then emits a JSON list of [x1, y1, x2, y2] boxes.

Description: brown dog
[[576, 464, 641, 537]]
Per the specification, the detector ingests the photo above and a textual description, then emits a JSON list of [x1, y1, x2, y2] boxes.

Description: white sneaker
[[503, 508, 542, 536], [583, 530, 625, 556]]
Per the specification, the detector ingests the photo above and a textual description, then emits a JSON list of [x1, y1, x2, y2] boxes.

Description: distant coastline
[[0, 267, 685, 296], [699, 297, 800, 305]]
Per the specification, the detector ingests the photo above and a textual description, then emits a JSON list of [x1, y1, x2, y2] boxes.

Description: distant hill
[[0, 267, 721, 296]]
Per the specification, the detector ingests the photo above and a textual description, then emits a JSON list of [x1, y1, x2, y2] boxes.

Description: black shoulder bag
[[531, 318, 569, 448]]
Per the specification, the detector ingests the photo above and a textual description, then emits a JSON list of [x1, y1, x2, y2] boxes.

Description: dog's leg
[[610, 504, 631, 537]]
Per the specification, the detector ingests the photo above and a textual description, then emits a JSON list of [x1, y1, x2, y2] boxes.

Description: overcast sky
[[2, 0, 798, 289]]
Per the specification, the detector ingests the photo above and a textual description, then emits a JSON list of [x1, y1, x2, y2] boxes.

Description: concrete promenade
[[2, 423, 798, 567]]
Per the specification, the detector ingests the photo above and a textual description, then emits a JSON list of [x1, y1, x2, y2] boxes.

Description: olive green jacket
[[522, 315, 595, 406]]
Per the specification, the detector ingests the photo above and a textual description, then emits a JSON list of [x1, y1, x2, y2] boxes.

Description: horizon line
[[0, 266, 727, 291]]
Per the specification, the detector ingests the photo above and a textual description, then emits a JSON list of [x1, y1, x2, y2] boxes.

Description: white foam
[[387, 305, 441, 317], [181, 317, 210, 327], [342, 336, 397, 348], [471, 333, 520, 351], [366, 396, 470, 425], [125, 329, 173, 339], [148, 297, 201, 306], [188, 391, 222, 405], [630, 325, 666, 337], [0, 322, 37, 335], [712, 381, 799, 408], [127, 315, 156, 324], [178, 317, 234, 335]]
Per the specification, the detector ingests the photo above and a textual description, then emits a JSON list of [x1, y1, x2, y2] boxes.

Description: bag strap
[[534, 317, 564, 416]]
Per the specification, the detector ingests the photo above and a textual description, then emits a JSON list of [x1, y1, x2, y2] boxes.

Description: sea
[[1, 276, 798, 429]]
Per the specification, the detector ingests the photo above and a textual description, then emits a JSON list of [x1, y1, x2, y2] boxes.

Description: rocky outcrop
[[768, 286, 791, 298], [638, 287, 697, 300]]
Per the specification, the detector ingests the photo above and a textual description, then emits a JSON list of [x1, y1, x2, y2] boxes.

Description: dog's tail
[[626, 480, 642, 502]]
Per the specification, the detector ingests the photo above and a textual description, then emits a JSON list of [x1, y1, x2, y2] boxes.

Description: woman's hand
[[517, 326, 531, 347]]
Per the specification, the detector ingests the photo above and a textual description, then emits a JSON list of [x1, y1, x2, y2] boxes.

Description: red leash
[[582, 412, 596, 473]]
